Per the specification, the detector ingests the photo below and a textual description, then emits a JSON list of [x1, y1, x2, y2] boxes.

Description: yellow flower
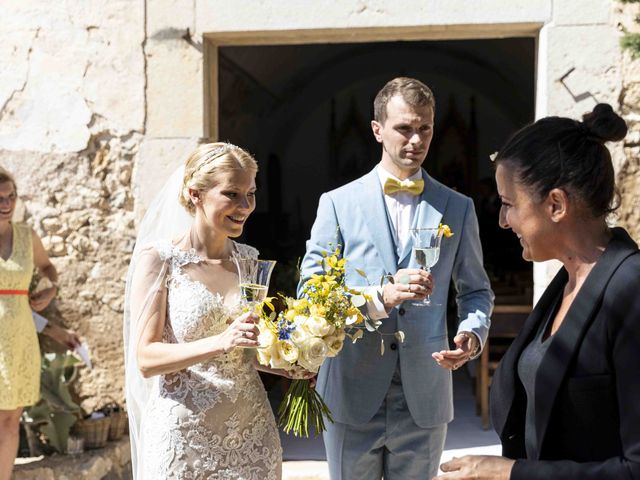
[[293, 298, 309, 312], [309, 304, 327, 317], [345, 306, 364, 324], [284, 309, 297, 322], [276, 340, 299, 363], [306, 275, 324, 287], [438, 223, 454, 238], [326, 255, 346, 271]]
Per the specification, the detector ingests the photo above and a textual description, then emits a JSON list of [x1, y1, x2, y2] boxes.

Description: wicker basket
[[75, 417, 110, 449], [108, 411, 128, 441]]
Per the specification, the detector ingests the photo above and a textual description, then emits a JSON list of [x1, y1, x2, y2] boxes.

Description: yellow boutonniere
[[438, 223, 453, 238]]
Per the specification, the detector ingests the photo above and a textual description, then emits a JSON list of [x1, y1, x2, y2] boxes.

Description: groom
[[299, 77, 493, 479]]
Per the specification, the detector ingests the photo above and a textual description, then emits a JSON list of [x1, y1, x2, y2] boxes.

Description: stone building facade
[[2, 0, 638, 409]]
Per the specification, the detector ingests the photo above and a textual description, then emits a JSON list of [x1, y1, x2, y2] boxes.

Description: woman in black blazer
[[435, 104, 640, 480]]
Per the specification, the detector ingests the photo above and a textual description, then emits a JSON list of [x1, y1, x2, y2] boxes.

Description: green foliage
[[23, 353, 82, 454], [618, 0, 640, 56], [621, 33, 640, 57]]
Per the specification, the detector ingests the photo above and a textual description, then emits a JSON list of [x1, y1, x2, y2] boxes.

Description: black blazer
[[491, 228, 640, 480]]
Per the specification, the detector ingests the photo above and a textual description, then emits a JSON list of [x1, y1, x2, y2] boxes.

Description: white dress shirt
[[364, 165, 423, 320], [376, 166, 422, 256]]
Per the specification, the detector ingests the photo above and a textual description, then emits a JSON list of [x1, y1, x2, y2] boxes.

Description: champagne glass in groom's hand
[[410, 228, 443, 307]]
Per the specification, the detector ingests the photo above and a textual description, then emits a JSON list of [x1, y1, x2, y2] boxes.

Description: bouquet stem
[[278, 379, 333, 437]]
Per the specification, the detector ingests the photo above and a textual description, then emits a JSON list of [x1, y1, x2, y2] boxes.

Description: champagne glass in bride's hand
[[410, 228, 443, 307], [233, 257, 276, 307]]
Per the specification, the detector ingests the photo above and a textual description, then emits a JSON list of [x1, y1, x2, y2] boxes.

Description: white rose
[[276, 340, 299, 364], [303, 315, 334, 337], [255, 324, 277, 367], [297, 337, 329, 372], [256, 345, 272, 366], [269, 342, 292, 370], [257, 324, 277, 350], [290, 316, 311, 345], [324, 334, 345, 358]]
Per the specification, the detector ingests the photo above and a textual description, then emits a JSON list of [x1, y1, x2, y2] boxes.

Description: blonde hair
[[179, 142, 258, 215], [0, 166, 17, 193]]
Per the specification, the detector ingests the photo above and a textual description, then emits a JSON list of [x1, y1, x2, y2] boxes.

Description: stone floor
[[13, 369, 498, 479], [281, 368, 501, 479], [13, 437, 132, 480]]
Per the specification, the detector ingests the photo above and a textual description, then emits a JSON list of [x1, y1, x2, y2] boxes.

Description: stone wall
[[1, 0, 145, 411], [615, 0, 640, 242]]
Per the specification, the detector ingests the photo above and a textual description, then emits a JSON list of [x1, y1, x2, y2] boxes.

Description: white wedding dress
[[137, 240, 282, 480]]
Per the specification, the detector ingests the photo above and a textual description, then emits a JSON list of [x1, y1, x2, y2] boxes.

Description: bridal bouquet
[[254, 247, 384, 437]]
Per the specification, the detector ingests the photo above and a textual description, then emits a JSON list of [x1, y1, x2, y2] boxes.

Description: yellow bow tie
[[383, 177, 424, 196]]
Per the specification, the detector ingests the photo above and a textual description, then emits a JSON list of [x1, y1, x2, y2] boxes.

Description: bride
[[124, 143, 308, 479]]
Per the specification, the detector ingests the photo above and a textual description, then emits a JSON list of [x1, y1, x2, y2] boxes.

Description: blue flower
[[277, 317, 295, 341]]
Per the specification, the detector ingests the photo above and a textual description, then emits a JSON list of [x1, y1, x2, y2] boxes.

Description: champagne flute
[[233, 257, 276, 307], [410, 228, 443, 307], [233, 257, 276, 351]]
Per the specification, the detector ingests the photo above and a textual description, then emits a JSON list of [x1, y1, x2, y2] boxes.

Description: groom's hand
[[382, 268, 433, 311], [431, 332, 479, 370]]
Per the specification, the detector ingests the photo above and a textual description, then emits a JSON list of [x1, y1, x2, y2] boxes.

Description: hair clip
[[489, 151, 499, 162], [196, 143, 240, 172]]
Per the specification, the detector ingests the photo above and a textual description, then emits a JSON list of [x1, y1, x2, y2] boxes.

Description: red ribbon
[[0, 289, 28, 295]]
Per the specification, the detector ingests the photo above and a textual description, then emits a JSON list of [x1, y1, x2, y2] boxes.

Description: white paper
[[75, 342, 92, 370], [32, 311, 49, 333]]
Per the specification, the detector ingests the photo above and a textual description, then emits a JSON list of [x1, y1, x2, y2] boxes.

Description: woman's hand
[[434, 455, 514, 480], [217, 311, 260, 353], [44, 323, 81, 350], [29, 286, 56, 311]]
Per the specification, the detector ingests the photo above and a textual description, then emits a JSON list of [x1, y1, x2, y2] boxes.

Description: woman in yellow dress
[[0, 167, 59, 480]]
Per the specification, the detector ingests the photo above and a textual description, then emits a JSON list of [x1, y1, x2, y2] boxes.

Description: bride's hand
[[274, 366, 317, 385], [217, 312, 260, 353]]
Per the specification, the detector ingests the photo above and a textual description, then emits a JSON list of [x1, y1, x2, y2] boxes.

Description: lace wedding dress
[[138, 240, 282, 480]]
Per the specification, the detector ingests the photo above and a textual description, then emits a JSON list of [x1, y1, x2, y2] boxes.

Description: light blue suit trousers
[[324, 361, 447, 479]]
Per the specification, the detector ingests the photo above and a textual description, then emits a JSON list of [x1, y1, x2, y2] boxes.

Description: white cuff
[[33, 311, 49, 333], [364, 286, 388, 321]]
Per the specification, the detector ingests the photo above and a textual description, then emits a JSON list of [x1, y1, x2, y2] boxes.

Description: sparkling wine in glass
[[239, 283, 269, 304], [410, 228, 443, 307], [233, 257, 276, 307]]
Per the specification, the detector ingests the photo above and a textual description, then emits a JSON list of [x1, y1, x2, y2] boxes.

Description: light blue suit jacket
[[299, 166, 493, 428]]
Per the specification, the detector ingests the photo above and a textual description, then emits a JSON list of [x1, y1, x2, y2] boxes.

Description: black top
[[517, 293, 561, 459]]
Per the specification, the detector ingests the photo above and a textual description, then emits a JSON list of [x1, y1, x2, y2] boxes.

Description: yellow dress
[[0, 222, 39, 409]]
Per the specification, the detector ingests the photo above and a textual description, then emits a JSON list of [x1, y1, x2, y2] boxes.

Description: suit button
[[390, 343, 398, 351], [398, 307, 406, 316]]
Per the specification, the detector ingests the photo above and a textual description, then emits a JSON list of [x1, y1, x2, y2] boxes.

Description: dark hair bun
[[582, 103, 627, 142]]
